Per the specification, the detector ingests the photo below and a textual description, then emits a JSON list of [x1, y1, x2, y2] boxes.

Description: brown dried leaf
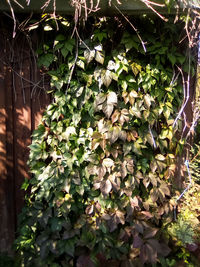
[[120, 162, 127, 179], [98, 165, 107, 178], [150, 189, 158, 202], [111, 110, 120, 124], [122, 91, 128, 102], [100, 179, 112, 195], [143, 227, 158, 239]]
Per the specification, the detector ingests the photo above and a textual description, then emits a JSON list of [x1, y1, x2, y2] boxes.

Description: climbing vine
[[15, 14, 198, 266]]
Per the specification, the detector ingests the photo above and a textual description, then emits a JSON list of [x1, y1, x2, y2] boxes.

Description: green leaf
[[50, 217, 62, 232], [38, 53, 54, 68], [55, 34, 66, 41], [61, 46, 69, 58], [168, 54, 176, 66]]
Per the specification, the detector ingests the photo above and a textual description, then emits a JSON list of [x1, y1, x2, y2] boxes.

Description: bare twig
[[173, 63, 190, 129], [67, 37, 79, 90], [140, 0, 168, 22], [13, 0, 24, 9], [6, 0, 17, 38], [41, 0, 51, 10], [113, 4, 147, 53], [53, 0, 59, 31]]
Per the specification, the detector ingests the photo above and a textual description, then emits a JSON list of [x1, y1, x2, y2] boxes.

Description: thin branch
[[6, 0, 17, 38], [172, 65, 189, 129], [41, 0, 51, 10], [140, 0, 168, 22], [113, 4, 147, 53], [67, 37, 79, 90], [13, 0, 24, 9], [142, 0, 165, 7]]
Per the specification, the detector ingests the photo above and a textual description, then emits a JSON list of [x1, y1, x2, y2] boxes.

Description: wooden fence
[[0, 26, 51, 254]]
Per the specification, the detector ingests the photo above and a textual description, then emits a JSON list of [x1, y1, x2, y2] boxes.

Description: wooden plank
[[4, 66, 16, 254], [0, 60, 10, 253], [13, 47, 32, 218], [0, 0, 192, 15]]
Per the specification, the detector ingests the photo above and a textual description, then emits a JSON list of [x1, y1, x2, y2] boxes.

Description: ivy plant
[[15, 15, 194, 266]]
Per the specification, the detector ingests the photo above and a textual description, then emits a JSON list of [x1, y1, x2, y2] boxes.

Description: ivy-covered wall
[[15, 15, 199, 266]]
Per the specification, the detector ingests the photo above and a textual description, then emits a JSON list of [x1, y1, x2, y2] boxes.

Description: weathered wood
[[0, 31, 51, 254], [0, 61, 11, 254], [13, 46, 32, 218], [0, 0, 193, 15], [5, 66, 16, 255]]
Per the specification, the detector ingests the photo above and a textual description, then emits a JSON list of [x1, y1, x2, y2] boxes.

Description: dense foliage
[[15, 15, 198, 266]]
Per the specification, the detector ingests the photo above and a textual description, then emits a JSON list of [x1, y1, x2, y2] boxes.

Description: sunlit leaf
[[131, 62, 142, 76], [84, 49, 95, 64], [102, 103, 114, 118], [107, 91, 118, 105], [103, 158, 114, 168], [155, 154, 165, 161], [95, 50, 105, 64], [102, 70, 112, 87]]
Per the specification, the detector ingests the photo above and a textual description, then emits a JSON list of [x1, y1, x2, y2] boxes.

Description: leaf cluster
[[15, 16, 192, 266]]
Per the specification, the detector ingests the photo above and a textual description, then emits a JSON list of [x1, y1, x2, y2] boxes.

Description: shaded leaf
[[150, 189, 158, 202], [94, 93, 107, 110], [142, 243, 157, 263], [120, 162, 127, 179], [77, 255, 95, 267], [144, 227, 158, 239], [98, 165, 107, 178], [100, 179, 112, 195], [133, 235, 143, 248], [115, 210, 125, 225], [110, 127, 120, 144], [119, 130, 127, 142]]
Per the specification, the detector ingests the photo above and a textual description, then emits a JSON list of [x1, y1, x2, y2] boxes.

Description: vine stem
[[113, 4, 147, 53]]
